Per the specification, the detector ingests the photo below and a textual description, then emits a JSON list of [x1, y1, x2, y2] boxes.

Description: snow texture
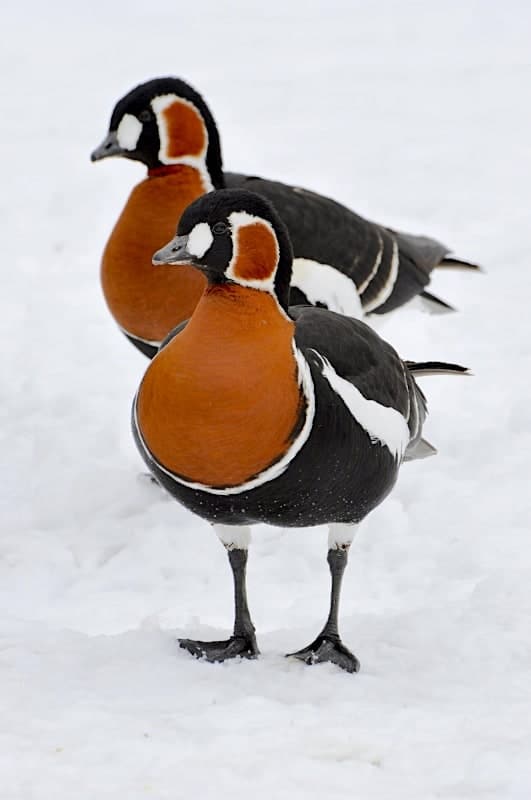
[[3, 1, 531, 797]]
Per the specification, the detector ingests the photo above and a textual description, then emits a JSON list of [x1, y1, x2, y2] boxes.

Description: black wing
[[291, 305, 426, 449], [225, 172, 450, 313]]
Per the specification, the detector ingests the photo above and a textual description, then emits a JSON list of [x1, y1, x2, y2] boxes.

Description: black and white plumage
[[132, 189, 469, 673], [92, 77, 479, 362], [136, 305, 427, 526], [225, 174, 476, 315]]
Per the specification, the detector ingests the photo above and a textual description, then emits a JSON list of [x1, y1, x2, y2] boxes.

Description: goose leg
[[288, 523, 360, 673], [179, 525, 259, 662]]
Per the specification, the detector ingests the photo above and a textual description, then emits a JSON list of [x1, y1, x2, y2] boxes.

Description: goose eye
[[139, 110, 152, 123], [212, 222, 228, 235]]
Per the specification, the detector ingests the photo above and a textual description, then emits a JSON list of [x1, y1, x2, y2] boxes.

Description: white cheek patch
[[116, 113, 143, 151], [314, 351, 410, 460], [187, 223, 214, 258]]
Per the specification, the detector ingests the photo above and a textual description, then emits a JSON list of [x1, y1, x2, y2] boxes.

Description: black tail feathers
[[419, 290, 456, 314], [406, 360, 472, 377], [438, 257, 482, 272]]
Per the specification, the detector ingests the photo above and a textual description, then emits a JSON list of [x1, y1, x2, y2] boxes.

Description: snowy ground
[[3, 1, 531, 797]]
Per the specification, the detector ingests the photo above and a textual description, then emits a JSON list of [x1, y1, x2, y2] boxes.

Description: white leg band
[[328, 523, 358, 550], [213, 524, 251, 551]]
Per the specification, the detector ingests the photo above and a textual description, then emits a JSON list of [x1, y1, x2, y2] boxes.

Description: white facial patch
[[116, 113, 143, 151], [226, 211, 279, 292], [187, 223, 214, 258], [314, 351, 410, 460], [291, 258, 364, 319]]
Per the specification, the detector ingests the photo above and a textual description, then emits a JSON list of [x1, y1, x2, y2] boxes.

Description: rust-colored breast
[[101, 166, 207, 343], [136, 286, 304, 488]]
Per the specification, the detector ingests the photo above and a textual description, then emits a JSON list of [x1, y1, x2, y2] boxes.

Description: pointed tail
[[404, 437, 438, 461], [406, 360, 472, 377], [437, 257, 483, 272], [419, 290, 456, 315]]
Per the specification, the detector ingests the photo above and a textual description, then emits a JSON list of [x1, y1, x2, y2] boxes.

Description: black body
[[225, 173, 445, 314], [93, 77, 479, 350], [133, 306, 425, 528]]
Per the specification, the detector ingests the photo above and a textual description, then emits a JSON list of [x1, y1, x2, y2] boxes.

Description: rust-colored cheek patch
[[232, 222, 279, 282], [162, 100, 207, 159]]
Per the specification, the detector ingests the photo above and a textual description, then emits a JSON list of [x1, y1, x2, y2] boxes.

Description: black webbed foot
[[287, 635, 360, 673], [178, 634, 259, 663]]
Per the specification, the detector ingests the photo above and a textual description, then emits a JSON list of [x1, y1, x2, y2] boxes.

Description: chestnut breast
[[136, 286, 305, 488], [101, 166, 207, 343]]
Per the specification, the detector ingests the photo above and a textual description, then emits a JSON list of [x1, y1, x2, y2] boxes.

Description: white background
[[2, 1, 531, 797]]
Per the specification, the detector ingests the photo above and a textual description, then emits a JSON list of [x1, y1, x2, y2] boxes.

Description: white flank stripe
[[409, 386, 420, 441], [357, 232, 383, 295], [400, 361, 411, 426], [291, 258, 364, 319], [362, 238, 400, 313], [133, 343, 316, 495], [116, 114, 142, 151], [314, 351, 410, 460]]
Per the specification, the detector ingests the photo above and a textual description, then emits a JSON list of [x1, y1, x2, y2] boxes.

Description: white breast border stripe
[[313, 350, 410, 460], [133, 343, 316, 495], [119, 326, 162, 348]]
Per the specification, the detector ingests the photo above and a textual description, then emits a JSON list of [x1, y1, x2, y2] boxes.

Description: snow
[[3, 0, 531, 797]]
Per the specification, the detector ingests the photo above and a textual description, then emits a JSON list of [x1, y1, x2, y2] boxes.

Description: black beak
[[152, 235, 195, 266], [90, 131, 127, 162]]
